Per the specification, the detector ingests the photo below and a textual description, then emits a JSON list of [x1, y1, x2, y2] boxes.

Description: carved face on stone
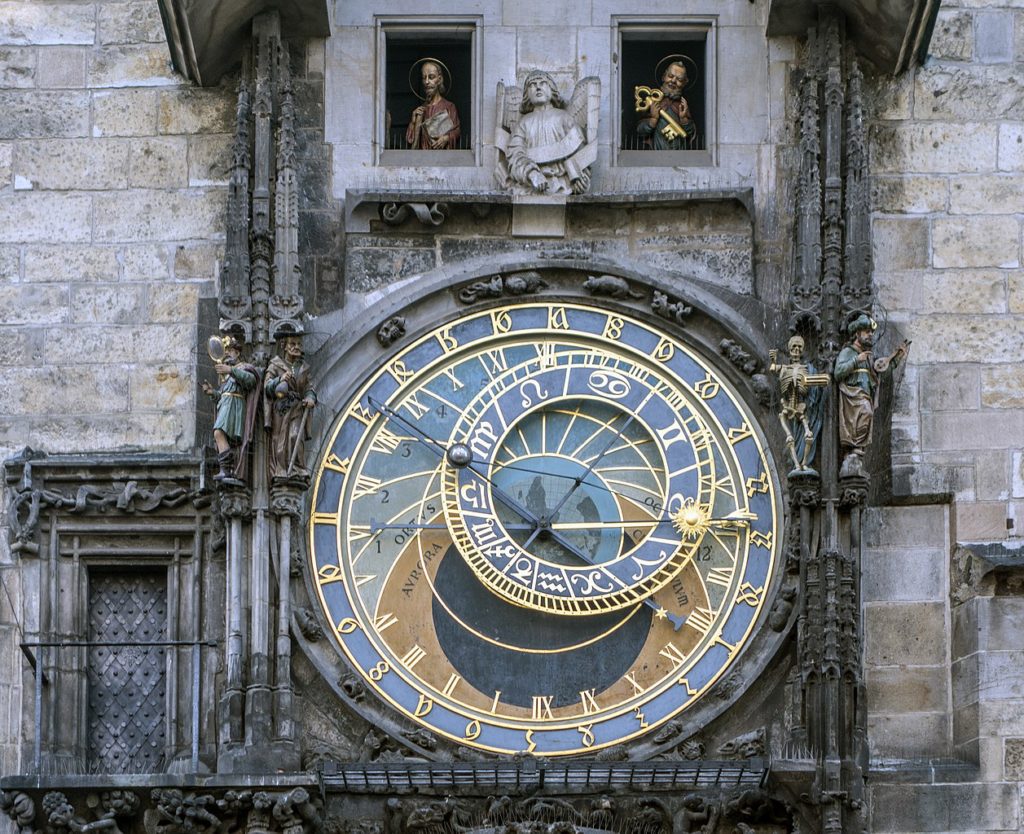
[[661, 63, 687, 100], [420, 61, 445, 98], [525, 75, 554, 106]]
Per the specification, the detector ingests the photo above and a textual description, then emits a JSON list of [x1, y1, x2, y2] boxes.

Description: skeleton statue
[[768, 335, 829, 473], [495, 70, 600, 195]]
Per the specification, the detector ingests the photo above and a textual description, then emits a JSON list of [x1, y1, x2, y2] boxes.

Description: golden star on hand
[[655, 606, 669, 620]]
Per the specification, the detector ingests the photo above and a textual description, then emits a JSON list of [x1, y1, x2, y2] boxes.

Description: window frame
[[612, 17, 717, 168], [376, 17, 482, 167]]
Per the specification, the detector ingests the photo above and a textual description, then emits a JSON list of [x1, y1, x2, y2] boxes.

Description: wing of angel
[[568, 76, 601, 145], [494, 80, 523, 157]]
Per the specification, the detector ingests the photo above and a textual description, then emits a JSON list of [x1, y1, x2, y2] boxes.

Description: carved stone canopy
[[158, 0, 330, 84]]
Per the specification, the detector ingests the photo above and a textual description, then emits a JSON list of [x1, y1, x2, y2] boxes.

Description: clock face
[[309, 302, 781, 756]]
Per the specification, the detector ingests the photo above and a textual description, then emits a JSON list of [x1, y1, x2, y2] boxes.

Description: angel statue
[[495, 70, 600, 196]]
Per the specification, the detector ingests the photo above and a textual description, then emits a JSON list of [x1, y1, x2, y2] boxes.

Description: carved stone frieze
[[142, 789, 319, 834], [650, 290, 692, 324], [0, 792, 34, 833], [582, 274, 644, 300], [457, 271, 548, 304], [379, 202, 450, 228], [717, 727, 766, 759], [376, 316, 407, 348]]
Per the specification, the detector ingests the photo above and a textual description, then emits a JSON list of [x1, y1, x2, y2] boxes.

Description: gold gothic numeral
[[634, 707, 649, 729], [653, 337, 675, 361], [548, 307, 570, 330], [578, 724, 595, 748], [336, 618, 358, 634], [312, 511, 339, 525], [745, 473, 770, 497], [436, 327, 458, 352], [323, 453, 350, 473], [677, 677, 699, 696], [659, 641, 686, 668], [750, 530, 774, 549], [317, 564, 344, 585], [728, 424, 753, 445], [348, 402, 376, 426], [491, 310, 512, 334], [464, 719, 481, 740], [414, 694, 433, 717], [736, 583, 764, 607], [525, 729, 537, 753], [603, 316, 624, 340], [389, 359, 415, 383], [694, 374, 720, 399]]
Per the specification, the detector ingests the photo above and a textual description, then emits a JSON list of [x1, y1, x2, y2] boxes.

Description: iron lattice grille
[[87, 570, 168, 773]]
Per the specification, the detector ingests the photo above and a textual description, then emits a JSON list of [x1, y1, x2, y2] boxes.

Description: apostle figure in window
[[636, 57, 696, 150], [406, 58, 461, 150], [265, 332, 317, 483]]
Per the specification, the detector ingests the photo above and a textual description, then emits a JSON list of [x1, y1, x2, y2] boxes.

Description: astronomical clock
[[306, 291, 784, 757]]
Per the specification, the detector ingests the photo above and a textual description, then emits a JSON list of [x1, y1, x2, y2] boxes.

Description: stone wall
[[0, 0, 237, 782], [0, 0, 235, 463], [865, 0, 1024, 828]]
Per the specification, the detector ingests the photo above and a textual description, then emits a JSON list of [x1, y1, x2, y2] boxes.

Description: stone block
[[1010, 270, 1024, 312], [1013, 450, 1024, 498], [0, 327, 43, 365], [88, 45, 178, 88], [952, 654, 980, 709], [347, 246, 438, 293], [28, 411, 188, 454], [870, 175, 948, 214], [147, 282, 199, 323], [864, 504, 949, 549], [0, 285, 68, 324], [866, 712, 952, 759], [93, 190, 225, 243], [0, 143, 10, 191], [43, 323, 194, 364], [869, 783, 1020, 832], [0, 193, 91, 243], [36, 46, 86, 88], [121, 244, 170, 280], [0, 46, 36, 88], [933, 216, 1020, 268], [172, 244, 221, 280], [971, 449, 1011, 501], [158, 88, 235, 135], [0, 365, 129, 416], [0, 91, 90, 139], [950, 173, 1024, 215], [13, 138, 130, 190], [998, 122, 1024, 172], [23, 245, 118, 283], [871, 217, 929, 271], [922, 269, 1007, 313], [502, 0, 587, 27], [0, 3, 95, 46], [187, 133, 232, 186], [863, 546, 946, 602], [128, 363, 192, 410], [868, 70, 913, 120], [915, 65, 1024, 121], [910, 314, 1024, 364], [128, 137, 188, 188], [920, 364, 980, 411], [97, 1, 166, 45], [930, 10, 974, 61], [870, 123, 997, 174], [982, 365, 1024, 408], [867, 665, 949, 714], [955, 499, 1009, 540], [1006, 737, 1024, 780], [979, 699, 1024, 736], [978, 598, 1024, 652], [978, 650, 1024, 700], [514, 28, 577, 75], [975, 11, 1014, 62], [865, 602, 946, 667], [70, 284, 144, 324], [952, 598, 979, 661], [91, 89, 159, 137]]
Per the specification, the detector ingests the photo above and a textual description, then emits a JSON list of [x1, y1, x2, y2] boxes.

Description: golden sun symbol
[[671, 498, 711, 540]]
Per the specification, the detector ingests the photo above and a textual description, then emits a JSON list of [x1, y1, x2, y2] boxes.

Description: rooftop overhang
[[767, 0, 941, 74], [158, 0, 330, 85]]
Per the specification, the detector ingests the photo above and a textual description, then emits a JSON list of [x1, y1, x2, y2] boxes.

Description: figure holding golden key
[[636, 55, 697, 150]]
